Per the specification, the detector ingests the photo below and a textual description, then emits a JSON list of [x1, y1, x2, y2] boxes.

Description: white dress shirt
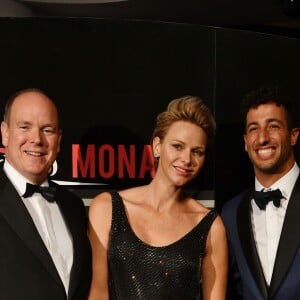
[[251, 162, 299, 285], [3, 160, 73, 293]]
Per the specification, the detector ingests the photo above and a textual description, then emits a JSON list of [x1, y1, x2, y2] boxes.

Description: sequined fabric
[[108, 191, 218, 300]]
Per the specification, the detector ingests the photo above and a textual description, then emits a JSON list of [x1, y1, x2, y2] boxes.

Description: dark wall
[[0, 18, 299, 207], [214, 29, 300, 209], [0, 18, 216, 201]]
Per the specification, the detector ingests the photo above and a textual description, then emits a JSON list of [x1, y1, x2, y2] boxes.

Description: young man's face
[[244, 102, 299, 179]]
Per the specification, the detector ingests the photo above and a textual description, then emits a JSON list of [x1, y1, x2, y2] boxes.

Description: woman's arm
[[87, 192, 112, 300], [201, 215, 228, 300]]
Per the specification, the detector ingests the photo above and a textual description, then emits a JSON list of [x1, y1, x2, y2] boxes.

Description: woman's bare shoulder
[[189, 197, 211, 215], [89, 191, 113, 219], [118, 186, 147, 204], [209, 212, 227, 240], [88, 192, 113, 248]]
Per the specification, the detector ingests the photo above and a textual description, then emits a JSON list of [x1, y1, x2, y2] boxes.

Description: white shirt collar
[[3, 160, 48, 197], [255, 162, 300, 201]]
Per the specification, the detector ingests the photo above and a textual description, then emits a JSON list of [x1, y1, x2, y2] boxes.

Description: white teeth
[[26, 151, 42, 157], [257, 148, 274, 156]]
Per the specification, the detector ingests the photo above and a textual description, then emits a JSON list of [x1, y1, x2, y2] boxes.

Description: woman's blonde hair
[[151, 95, 216, 170]]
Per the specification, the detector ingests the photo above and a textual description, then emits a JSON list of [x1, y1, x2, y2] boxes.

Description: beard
[[251, 147, 294, 175]]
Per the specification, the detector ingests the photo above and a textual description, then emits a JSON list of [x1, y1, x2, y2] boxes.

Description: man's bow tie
[[252, 189, 284, 210], [23, 183, 56, 203]]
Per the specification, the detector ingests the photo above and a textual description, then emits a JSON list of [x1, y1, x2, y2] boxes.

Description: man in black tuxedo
[[0, 88, 92, 299]]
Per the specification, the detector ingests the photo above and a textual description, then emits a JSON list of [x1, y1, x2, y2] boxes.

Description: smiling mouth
[[24, 151, 43, 157], [174, 166, 192, 175], [256, 147, 275, 158]]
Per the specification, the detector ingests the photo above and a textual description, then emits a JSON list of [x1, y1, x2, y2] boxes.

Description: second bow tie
[[23, 182, 56, 203], [252, 189, 283, 210]]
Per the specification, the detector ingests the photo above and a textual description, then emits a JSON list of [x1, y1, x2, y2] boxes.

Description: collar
[[3, 160, 49, 197], [255, 162, 300, 204]]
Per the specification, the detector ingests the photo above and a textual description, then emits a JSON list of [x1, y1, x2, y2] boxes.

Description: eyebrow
[[247, 118, 284, 128]]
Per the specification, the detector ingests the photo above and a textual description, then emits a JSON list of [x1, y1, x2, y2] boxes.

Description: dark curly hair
[[241, 86, 298, 131]]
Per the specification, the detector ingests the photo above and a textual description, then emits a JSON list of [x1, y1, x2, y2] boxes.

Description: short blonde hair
[[151, 95, 216, 169]]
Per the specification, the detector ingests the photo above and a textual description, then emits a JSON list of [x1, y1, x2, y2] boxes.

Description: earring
[[154, 153, 160, 158]]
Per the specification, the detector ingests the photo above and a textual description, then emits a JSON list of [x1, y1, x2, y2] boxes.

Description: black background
[[0, 18, 299, 209]]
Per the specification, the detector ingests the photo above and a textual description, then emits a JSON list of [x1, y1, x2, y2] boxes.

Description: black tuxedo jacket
[[0, 166, 92, 300], [222, 176, 300, 300]]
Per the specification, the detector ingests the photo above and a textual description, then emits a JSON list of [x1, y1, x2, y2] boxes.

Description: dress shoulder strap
[[198, 209, 218, 256], [109, 190, 128, 231]]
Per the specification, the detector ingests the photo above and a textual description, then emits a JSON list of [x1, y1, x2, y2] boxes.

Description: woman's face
[[153, 120, 207, 187]]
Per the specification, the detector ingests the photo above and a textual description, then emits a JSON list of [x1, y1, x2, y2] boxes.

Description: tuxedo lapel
[[54, 186, 85, 299], [0, 170, 63, 287], [237, 188, 268, 299], [269, 176, 300, 298]]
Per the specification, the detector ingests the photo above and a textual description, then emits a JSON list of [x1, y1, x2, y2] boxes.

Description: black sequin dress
[[108, 191, 218, 300]]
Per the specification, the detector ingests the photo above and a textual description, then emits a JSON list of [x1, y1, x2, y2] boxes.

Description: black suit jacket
[[0, 165, 92, 300]]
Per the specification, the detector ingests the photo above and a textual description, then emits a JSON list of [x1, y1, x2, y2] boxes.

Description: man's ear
[[291, 127, 299, 146], [243, 134, 248, 152], [57, 129, 62, 153], [1, 121, 9, 147]]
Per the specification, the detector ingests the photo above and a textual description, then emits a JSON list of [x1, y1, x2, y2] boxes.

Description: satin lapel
[[0, 170, 62, 287], [269, 176, 300, 298], [237, 188, 268, 299], [54, 186, 84, 299]]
